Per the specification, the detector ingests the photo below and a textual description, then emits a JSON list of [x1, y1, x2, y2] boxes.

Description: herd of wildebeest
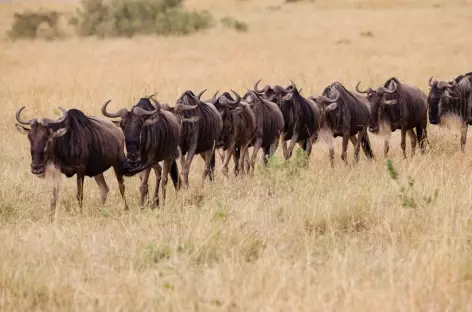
[[13, 72, 472, 221]]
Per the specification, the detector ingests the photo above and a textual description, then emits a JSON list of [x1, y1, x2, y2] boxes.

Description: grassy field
[[2, 0, 472, 310]]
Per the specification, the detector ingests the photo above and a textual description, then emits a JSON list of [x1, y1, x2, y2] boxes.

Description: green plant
[[220, 16, 248, 32], [74, 0, 214, 38], [386, 159, 438, 208], [8, 10, 63, 40]]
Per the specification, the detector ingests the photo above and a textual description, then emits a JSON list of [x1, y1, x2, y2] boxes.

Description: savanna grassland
[[1, 0, 472, 310]]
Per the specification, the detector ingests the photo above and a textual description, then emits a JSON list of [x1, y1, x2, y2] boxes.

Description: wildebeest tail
[[170, 159, 180, 190], [361, 133, 374, 159]]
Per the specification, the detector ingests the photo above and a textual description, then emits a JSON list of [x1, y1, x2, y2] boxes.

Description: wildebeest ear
[[182, 116, 201, 123], [52, 127, 68, 138], [326, 103, 338, 111], [15, 124, 30, 134]]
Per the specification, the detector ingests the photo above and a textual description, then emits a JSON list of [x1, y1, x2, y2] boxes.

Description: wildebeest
[[356, 77, 428, 158], [209, 90, 256, 176], [313, 81, 374, 168], [101, 95, 181, 208], [241, 90, 285, 171], [254, 79, 319, 160], [172, 90, 223, 187], [15, 106, 128, 221], [428, 73, 472, 151]]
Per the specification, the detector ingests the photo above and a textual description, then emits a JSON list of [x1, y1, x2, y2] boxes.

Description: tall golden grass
[[1, 0, 472, 310]]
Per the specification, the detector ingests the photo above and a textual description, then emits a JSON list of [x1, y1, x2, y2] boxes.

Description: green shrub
[[220, 16, 248, 32], [74, 0, 215, 38], [7, 10, 63, 40]]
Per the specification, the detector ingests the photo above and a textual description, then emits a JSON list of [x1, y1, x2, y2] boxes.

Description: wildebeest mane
[[51, 109, 116, 175]]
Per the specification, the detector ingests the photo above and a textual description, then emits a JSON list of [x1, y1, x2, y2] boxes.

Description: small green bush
[[8, 10, 63, 40], [74, 0, 215, 38], [220, 16, 248, 33]]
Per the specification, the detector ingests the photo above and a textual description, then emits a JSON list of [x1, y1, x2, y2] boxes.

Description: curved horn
[[175, 102, 199, 112], [15, 106, 34, 125], [254, 79, 265, 93], [132, 105, 157, 117], [149, 97, 162, 113], [316, 88, 340, 104], [428, 76, 434, 88], [147, 92, 158, 99], [355, 81, 370, 94], [43, 107, 68, 126], [289, 80, 298, 92], [101, 100, 128, 118], [196, 89, 207, 100]]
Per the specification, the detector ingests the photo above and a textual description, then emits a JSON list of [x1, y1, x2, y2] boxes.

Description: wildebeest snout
[[31, 164, 45, 175]]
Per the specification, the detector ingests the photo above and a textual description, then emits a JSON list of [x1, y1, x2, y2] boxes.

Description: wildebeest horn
[[254, 79, 265, 93], [196, 89, 207, 100], [15, 106, 34, 125], [211, 90, 220, 103], [149, 97, 162, 113], [101, 100, 128, 118], [355, 81, 370, 94], [147, 93, 158, 99], [43, 107, 68, 126], [316, 89, 340, 103], [133, 105, 158, 117], [428, 76, 435, 88], [289, 80, 297, 91], [175, 102, 198, 112]]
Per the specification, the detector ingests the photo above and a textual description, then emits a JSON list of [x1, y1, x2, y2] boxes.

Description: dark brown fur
[[15, 107, 128, 222], [314, 81, 374, 168]]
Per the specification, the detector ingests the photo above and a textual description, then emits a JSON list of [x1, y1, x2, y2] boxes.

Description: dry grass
[[1, 0, 472, 310]]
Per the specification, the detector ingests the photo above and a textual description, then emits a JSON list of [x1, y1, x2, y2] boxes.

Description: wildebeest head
[[15, 106, 68, 176], [101, 95, 160, 167], [428, 77, 458, 125], [254, 79, 278, 102], [357, 79, 399, 133], [211, 90, 244, 146], [313, 85, 341, 129]]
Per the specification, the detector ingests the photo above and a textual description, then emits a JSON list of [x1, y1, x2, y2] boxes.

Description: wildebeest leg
[[238, 142, 250, 175], [221, 142, 235, 177], [200, 150, 214, 183], [287, 132, 299, 160], [350, 136, 360, 164], [461, 122, 468, 152], [76, 173, 85, 213], [113, 166, 128, 211], [218, 149, 225, 163], [341, 133, 349, 165], [384, 140, 390, 158], [179, 154, 186, 187], [271, 135, 280, 156], [49, 178, 61, 222], [233, 147, 240, 176], [93, 174, 109, 205], [400, 128, 407, 159], [182, 146, 197, 188], [407, 129, 417, 157], [262, 146, 271, 166], [139, 167, 151, 208], [151, 164, 162, 209], [281, 137, 289, 160], [209, 150, 216, 181], [161, 159, 172, 207], [250, 138, 263, 173]]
